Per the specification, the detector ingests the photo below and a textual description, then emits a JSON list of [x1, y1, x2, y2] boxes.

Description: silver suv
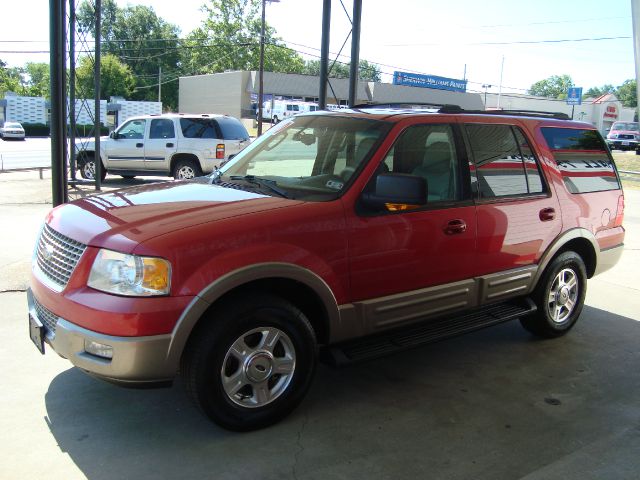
[[76, 113, 250, 181]]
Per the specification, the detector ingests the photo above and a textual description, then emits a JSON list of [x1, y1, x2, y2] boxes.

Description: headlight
[[88, 249, 171, 296]]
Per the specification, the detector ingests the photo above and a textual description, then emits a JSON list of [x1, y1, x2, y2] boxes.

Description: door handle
[[166, 142, 174, 148], [444, 219, 467, 235], [539, 207, 556, 222], [136, 143, 143, 148]]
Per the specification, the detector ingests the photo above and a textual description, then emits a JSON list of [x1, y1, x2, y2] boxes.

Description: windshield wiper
[[229, 175, 291, 199]]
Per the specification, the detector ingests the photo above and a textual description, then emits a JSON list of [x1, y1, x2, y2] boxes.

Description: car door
[[346, 122, 478, 333], [105, 118, 147, 171], [462, 122, 561, 297], [144, 118, 177, 172]]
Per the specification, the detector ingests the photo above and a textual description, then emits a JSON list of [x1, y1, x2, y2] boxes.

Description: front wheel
[[521, 251, 587, 338], [181, 294, 317, 431], [79, 155, 107, 181]]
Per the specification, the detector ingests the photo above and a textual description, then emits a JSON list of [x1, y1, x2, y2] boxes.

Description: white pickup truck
[[75, 113, 250, 180]]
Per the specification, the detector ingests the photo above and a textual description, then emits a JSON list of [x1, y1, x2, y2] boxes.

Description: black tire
[[172, 158, 202, 180], [521, 251, 587, 338], [181, 294, 317, 431], [272, 115, 279, 124], [79, 154, 107, 181], [120, 174, 136, 179]]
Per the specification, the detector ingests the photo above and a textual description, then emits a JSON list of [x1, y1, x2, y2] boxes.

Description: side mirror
[[110, 131, 119, 139], [361, 173, 427, 209]]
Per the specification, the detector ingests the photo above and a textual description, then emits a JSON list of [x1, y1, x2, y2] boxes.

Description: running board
[[322, 298, 537, 366]]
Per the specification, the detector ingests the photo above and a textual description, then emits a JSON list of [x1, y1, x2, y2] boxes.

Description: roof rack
[[351, 103, 570, 120], [352, 102, 450, 110], [438, 105, 571, 120]]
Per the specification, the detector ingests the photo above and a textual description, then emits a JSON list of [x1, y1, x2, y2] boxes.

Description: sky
[[0, 0, 636, 97]]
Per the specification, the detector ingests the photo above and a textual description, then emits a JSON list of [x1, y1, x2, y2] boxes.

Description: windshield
[[612, 122, 639, 131], [218, 114, 390, 201], [4, 122, 22, 128]]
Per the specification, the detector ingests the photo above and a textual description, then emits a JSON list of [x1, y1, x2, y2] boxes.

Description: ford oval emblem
[[44, 244, 55, 261]]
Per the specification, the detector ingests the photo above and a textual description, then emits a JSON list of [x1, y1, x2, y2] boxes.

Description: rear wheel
[[181, 294, 317, 431], [79, 154, 107, 181], [120, 174, 135, 179], [172, 158, 202, 180], [521, 251, 587, 338]]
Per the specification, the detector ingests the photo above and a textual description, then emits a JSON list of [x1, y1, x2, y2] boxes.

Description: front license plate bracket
[[29, 314, 45, 354]]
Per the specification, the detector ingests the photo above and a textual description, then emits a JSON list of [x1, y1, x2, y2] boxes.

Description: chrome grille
[[35, 224, 87, 288], [618, 134, 635, 140], [33, 297, 59, 335]]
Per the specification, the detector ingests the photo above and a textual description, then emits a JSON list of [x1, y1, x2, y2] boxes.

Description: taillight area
[[216, 144, 225, 159], [614, 194, 625, 227]]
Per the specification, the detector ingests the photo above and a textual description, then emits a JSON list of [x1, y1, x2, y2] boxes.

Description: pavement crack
[[292, 412, 309, 480], [0, 289, 27, 294]]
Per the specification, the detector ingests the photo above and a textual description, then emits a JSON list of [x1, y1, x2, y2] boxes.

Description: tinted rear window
[[541, 127, 621, 193], [217, 117, 249, 140], [180, 118, 220, 139]]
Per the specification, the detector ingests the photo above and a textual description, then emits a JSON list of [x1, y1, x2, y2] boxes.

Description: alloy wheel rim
[[547, 268, 579, 324], [83, 161, 96, 179], [221, 327, 296, 408], [178, 166, 195, 179]]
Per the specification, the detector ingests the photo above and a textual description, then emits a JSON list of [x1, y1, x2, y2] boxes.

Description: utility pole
[[257, 0, 266, 137], [319, 0, 331, 109], [632, 0, 640, 123], [158, 66, 162, 103], [348, 0, 362, 107], [497, 56, 504, 109]]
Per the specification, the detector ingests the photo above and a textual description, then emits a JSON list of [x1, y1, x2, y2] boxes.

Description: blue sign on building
[[566, 87, 583, 105], [393, 71, 467, 93]]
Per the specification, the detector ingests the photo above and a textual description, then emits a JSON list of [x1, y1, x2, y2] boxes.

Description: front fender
[[164, 261, 342, 370]]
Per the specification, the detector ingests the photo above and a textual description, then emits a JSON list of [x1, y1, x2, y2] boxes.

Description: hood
[[46, 180, 300, 252]]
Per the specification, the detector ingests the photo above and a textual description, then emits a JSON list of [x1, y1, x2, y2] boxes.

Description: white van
[[260, 101, 304, 123]]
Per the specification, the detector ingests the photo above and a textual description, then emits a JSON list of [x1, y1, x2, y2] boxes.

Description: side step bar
[[322, 298, 537, 366]]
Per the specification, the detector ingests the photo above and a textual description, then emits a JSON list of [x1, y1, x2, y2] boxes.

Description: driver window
[[118, 119, 146, 139], [381, 124, 459, 203]]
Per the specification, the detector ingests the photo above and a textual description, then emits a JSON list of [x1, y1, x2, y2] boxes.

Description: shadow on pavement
[[44, 306, 640, 480]]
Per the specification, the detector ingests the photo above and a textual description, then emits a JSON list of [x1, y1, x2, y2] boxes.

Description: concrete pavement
[[1, 170, 639, 480]]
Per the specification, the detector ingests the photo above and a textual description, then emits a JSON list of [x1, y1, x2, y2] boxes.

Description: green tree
[[584, 84, 615, 98], [181, 0, 304, 75], [22, 63, 50, 98], [528, 74, 574, 99], [302, 59, 382, 82], [616, 79, 637, 108], [75, 54, 136, 99], [0, 59, 25, 97], [78, 0, 181, 109]]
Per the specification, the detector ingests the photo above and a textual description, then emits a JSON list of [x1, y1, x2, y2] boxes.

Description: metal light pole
[[482, 84, 492, 108], [257, 0, 279, 137]]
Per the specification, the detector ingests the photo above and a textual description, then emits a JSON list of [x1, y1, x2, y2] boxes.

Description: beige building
[[178, 70, 485, 119]]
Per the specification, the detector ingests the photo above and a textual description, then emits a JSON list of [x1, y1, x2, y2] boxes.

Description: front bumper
[[606, 139, 638, 150], [27, 288, 177, 386]]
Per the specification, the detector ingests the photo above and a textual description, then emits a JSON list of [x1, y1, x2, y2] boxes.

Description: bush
[[22, 123, 50, 136], [19, 123, 109, 137]]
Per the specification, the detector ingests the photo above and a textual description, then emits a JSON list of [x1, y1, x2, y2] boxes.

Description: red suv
[[28, 106, 625, 431]]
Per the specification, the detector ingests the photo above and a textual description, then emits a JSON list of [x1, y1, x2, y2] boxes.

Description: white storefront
[[0, 93, 161, 128], [484, 92, 635, 136]]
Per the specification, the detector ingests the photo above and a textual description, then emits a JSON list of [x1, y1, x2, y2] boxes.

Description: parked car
[[29, 106, 625, 431], [606, 121, 639, 151], [0, 121, 25, 140], [74, 113, 250, 181]]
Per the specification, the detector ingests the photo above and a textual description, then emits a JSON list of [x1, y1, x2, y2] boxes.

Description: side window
[[381, 124, 459, 203], [540, 127, 621, 193], [149, 119, 175, 139], [466, 124, 545, 199], [180, 118, 220, 139], [117, 119, 146, 139]]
